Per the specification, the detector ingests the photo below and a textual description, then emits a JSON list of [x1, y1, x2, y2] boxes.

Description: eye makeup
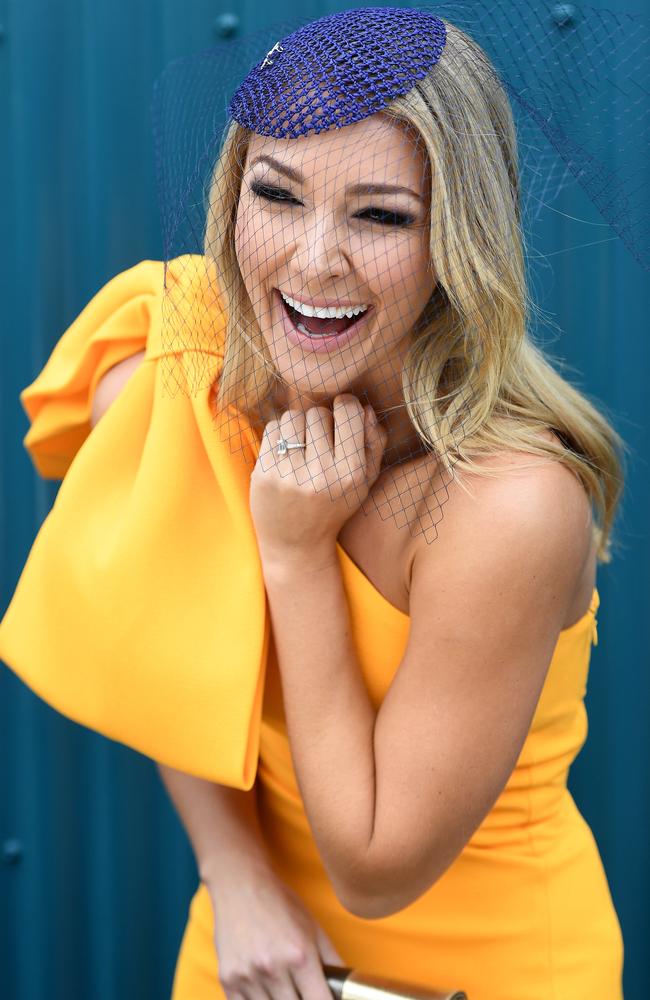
[[249, 180, 417, 227]]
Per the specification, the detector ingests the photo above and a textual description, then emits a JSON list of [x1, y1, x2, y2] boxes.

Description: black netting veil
[[151, 2, 648, 546]]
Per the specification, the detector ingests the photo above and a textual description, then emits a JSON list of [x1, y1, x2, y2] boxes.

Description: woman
[[0, 8, 626, 999]]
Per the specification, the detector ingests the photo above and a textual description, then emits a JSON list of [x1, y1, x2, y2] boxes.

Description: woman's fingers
[[314, 923, 345, 965], [291, 950, 339, 1000], [227, 976, 293, 1000], [260, 969, 302, 1000], [332, 395, 365, 475], [305, 406, 336, 468], [224, 962, 305, 1000], [364, 406, 389, 484], [232, 988, 268, 1000]]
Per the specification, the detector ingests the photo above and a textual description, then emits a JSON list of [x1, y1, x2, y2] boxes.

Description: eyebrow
[[249, 154, 424, 203]]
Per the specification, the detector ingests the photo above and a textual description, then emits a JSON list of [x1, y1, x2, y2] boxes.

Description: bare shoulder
[[454, 430, 591, 532], [91, 350, 147, 427], [409, 429, 594, 631]]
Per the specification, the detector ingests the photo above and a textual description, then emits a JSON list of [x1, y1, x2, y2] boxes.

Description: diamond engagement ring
[[276, 437, 307, 457]]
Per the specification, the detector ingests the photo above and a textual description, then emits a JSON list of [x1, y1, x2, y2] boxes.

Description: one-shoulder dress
[[0, 257, 624, 1000]]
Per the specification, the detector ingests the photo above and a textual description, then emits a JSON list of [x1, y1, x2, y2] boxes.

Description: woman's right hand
[[209, 869, 344, 1000]]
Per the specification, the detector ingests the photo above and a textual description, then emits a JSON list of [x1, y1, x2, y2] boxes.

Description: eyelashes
[[249, 181, 416, 228]]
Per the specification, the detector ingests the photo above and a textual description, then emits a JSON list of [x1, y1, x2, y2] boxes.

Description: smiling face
[[233, 114, 436, 409]]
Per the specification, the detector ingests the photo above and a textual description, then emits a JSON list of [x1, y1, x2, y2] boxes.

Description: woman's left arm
[[259, 449, 592, 920]]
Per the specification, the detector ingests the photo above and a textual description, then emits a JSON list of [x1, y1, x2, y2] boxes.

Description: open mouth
[[278, 291, 370, 340]]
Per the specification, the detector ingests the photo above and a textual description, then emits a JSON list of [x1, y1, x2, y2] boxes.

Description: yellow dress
[[0, 256, 624, 1000]]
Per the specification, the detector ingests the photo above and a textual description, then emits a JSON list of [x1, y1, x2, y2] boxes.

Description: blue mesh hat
[[228, 8, 447, 137], [151, 2, 647, 550]]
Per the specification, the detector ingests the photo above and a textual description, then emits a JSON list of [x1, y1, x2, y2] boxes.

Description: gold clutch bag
[[324, 965, 468, 1000]]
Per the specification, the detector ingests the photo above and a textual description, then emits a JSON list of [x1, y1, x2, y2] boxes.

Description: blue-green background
[[1, 1, 648, 998]]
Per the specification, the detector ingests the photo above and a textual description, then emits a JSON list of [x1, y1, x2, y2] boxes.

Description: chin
[[277, 371, 356, 403]]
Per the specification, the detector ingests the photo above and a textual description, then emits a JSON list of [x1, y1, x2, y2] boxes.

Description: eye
[[249, 182, 415, 227], [250, 181, 301, 205], [355, 208, 415, 227]]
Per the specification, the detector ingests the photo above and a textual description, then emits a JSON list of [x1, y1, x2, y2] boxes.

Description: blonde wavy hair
[[204, 20, 626, 563]]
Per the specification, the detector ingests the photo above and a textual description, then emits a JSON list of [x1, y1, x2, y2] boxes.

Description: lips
[[283, 298, 358, 337], [276, 289, 371, 354]]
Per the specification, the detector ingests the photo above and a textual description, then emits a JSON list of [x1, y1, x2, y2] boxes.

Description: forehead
[[245, 114, 426, 186]]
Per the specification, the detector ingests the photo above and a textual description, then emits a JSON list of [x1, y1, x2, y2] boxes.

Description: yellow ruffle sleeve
[[0, 255, 269, 789]]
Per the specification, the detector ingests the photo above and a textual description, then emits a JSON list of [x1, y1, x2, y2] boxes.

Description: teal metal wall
[[1, 1, 648, 998]]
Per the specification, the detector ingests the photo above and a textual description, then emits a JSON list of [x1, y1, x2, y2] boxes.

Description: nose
[[289, 212, 352, 287]]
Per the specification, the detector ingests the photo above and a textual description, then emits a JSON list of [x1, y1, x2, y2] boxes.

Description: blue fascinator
[[228, 7, 447, 137]]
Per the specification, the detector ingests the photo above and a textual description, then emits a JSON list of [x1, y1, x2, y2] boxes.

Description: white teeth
[[280, 289, 368, 320], [295, 321, 333, 338]]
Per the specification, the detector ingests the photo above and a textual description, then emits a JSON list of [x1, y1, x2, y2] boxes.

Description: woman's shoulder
[[90, 253, 224, 360], [405, 426, 587, 519], [435, 428, 590, 545], [154, 254, 226, 361], [407, 427, 595, 627]]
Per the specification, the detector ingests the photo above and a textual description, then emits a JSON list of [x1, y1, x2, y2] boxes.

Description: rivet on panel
[[2, 839, 24, 865], [213, 14, 240, 39], [551, 4, 577, 28]]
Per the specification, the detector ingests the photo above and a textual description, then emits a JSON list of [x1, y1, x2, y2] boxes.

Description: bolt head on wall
[[551, 4, 577, 27], [213, 13, 240, 39]]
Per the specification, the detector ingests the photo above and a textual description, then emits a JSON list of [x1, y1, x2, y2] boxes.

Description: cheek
[[346, 233, 400, 293], [366, 237, 432, 314], [235, 207, 289, 282]]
